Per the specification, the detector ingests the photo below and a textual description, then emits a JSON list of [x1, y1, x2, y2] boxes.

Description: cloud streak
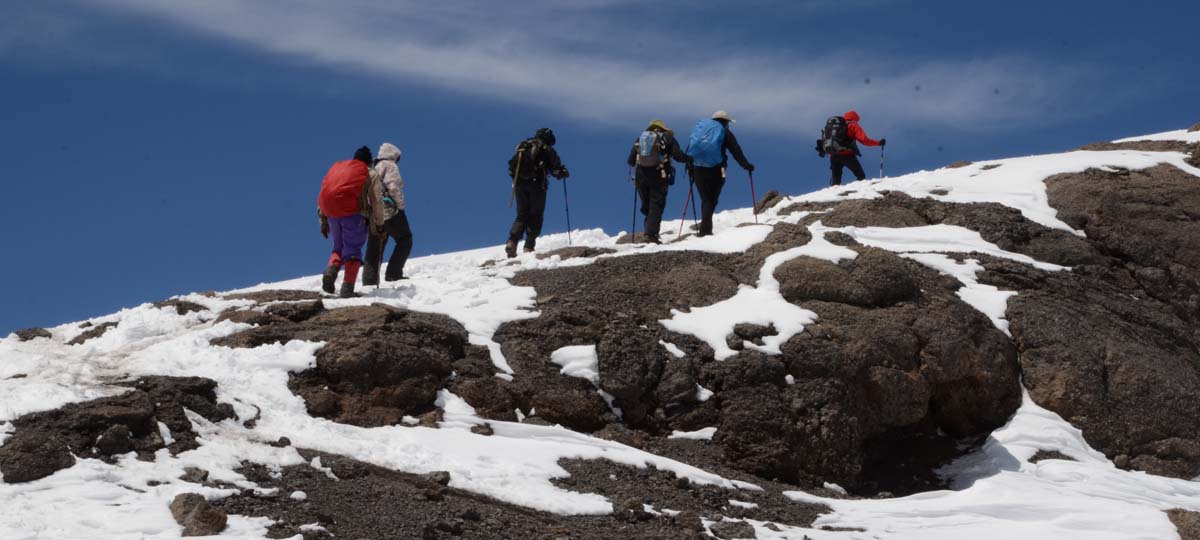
[[59, 0, 1100, 134]]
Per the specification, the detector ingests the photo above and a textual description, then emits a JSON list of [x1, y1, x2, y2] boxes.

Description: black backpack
[[509, 138, 544, 179], [821, 116, 853, 154]]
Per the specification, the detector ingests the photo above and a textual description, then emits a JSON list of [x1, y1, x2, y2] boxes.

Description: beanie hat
[[353, 146, 373, 165]]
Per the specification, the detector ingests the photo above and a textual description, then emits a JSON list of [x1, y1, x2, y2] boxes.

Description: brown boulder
[[775, 248, 919, 307], [170, 493, 228, 537]]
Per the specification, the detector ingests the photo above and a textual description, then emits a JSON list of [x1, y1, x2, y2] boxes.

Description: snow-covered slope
[[2, 129, 1200, 539]]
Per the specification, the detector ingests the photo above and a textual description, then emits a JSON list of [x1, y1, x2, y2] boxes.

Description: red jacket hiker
[[318, 159, 370, 218], [837, 110, 881, 155]]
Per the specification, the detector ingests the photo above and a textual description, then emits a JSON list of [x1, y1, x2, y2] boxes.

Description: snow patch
[[668, 427, 717, 441], [902, 254, 1018, 335], [694, 384, 714, 402], [549, 345, 600, 386], [782, 390, 1200, 539], [156, 421, 174, 446], [658, 340, 686, 358], [1114, 128, 1200, 144], [788, 149, 1200, 234], [660, 223, 852, 360]]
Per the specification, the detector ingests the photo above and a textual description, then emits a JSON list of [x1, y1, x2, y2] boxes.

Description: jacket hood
[[844, 110, 861, 122], [377, 142, 401, 162]]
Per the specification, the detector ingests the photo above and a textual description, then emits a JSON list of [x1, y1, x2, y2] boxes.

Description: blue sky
[[1, 0, 1197, 334]]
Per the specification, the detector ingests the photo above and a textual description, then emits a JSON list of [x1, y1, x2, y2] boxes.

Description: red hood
[[844, 110, 861, 122]]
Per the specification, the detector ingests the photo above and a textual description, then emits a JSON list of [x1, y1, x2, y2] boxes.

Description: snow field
[[3, 131, 1200, 538]]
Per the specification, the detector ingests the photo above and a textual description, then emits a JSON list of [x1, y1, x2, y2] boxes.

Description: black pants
[[830, 154, 866, 186], [692, 166, 725, 236], [364, 210, 414, 282], [635, 166, 669, 239], [508, 179, 548, 248]]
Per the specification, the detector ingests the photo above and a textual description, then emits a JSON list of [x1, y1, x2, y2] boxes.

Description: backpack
[[636, 130, 667, 167], [687, 119, 725, 168], [318, 159, 370, 218], [821, 116, 853, 154], [508, 138, 544, 179]]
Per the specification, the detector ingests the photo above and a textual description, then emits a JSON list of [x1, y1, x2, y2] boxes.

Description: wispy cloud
[[34, 0, 1102, 134]]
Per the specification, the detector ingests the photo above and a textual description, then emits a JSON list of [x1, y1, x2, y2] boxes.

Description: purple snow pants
[[329, 215, 367, 264]]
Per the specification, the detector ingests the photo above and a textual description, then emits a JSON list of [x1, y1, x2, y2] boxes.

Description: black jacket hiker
[[507, 128, 569, 256], [627, 120, 690, 242], [691, 112, 754, 237]]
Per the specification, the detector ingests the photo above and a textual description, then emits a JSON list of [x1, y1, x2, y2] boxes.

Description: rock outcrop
[[0, 376, 234, 483]]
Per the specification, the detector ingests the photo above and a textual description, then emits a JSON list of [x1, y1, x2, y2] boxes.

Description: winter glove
[[383, 196, 396, 208], [880, 138, 887, 147], [320, 221, 330, 239], [745, 163, 755, 173], [554, 167, 570, 180]]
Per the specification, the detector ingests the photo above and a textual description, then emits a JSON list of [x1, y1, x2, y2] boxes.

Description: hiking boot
[[523, 244, 535, 254], [338, 282, 359, 298], [644, 234, 662, 245], [384, 270, 407, 282], [505, 240, 518, 259], [321, 264, 340, 294], [361, 264, 380, 287]]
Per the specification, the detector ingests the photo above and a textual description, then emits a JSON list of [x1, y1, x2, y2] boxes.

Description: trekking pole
[[562, 178, 572, 246], [689, 175, 698, 228], [629, 166, 637, 242], [376, 231, 387, 285], [678, 175, 694, 237], [748, 171, 759, 224], [508, 151, 523, 208], [879, 145, 885, 179]]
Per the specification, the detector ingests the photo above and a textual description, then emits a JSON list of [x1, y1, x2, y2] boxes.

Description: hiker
[[626, 119, 690, 244], [318, 146, 376, 298], [363, 142, 413, 285], [506, 128, 569, 257], [686, 110, 754, 237], [816, 110, 886, 186]]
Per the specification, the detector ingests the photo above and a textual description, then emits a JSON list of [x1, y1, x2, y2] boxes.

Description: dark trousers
[[692, 166, 725, 236], [365, 210, 413, 282], [830, 153, 866, 186], [508, 179, 548, 248], [635, 166, 669, 239]]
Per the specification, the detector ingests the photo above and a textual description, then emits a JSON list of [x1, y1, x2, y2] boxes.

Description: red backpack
[[318, 160, 369, 218]]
